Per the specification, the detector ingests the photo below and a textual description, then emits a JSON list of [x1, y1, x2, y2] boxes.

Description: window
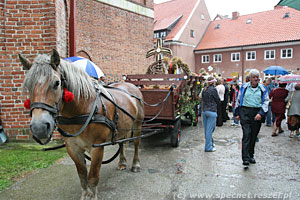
[[202, 55, 209, 63], [190, 30, 195, 38], [160, 31, 167, 38], [283, 12, 290, 18], [213, 54, 222, 62], [201, 14, 205, 20], [215, 24, 220, 29], [264, 50, 275, 60], [153, 32, 159, 39], [246, 18, 252, 24], [264, 74, 274, 80], [246, 51, 256, 61], [281, 48, 292, 59], [231, 52, 240, 62]]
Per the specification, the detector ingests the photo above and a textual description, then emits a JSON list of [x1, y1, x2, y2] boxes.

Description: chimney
[[232, 11, 240, 20]]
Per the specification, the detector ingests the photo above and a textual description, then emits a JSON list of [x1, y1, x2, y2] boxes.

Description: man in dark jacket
[[222, 78, 230, 122]]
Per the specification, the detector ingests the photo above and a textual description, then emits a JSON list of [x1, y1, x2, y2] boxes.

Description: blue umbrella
[[64, 57, 104, 79], [263, 66, 289, 75]]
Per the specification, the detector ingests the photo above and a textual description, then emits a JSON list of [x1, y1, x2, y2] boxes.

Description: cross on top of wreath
[[146, 38, 173, 74]]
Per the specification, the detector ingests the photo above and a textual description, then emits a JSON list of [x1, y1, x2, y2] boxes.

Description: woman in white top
[[216, 78, 225, 126]]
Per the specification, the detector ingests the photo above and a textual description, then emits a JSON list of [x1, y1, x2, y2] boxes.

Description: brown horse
[[19, 49, 144, 200]]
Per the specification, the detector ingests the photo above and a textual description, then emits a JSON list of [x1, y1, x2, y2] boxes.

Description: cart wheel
[[171, 119, 181, 147]]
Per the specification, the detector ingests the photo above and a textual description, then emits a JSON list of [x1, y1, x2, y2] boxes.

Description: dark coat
[[269, 87, 288, 114], [202, 85, 220, 113]]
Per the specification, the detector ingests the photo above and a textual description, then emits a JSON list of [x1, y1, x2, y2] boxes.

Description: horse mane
[[23, 54, 97, 100]]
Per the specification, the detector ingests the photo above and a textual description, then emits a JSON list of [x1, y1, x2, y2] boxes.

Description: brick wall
[[195, 44, 300, 81], [0, 0, 154, 141], [75, 0, 154, 80], [0, 0, 57, 141]]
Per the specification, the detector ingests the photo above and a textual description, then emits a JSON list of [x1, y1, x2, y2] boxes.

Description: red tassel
[[63, 88, 74, 102], [24, 99, 30, 109]]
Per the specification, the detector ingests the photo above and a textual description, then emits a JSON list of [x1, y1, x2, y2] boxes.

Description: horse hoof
[[131, 166, 141, 173], [117, 164, 127, 171]]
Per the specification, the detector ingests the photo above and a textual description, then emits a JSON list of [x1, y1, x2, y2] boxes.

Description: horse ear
[[18, 54, 32, 70], [50, 49, 60, 70]]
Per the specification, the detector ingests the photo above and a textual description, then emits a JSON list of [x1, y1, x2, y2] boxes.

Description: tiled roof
[[195, 7, 300, 51], [154, 0, 199, 40]]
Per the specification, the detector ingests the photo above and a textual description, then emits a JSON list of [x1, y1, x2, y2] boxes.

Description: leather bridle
[[29, 75, 66, 145]]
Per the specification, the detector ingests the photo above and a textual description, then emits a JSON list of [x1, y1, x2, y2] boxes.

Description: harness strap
[[56, 91, 100, 137], [105, 90, 119, 144], [30, 102, 57, 117], [100, 86, 173, 123], [99, 92, 136, 120], [32, 134, 53, 145], [104, 84, 174, 107], [56, 114, 116, 131]]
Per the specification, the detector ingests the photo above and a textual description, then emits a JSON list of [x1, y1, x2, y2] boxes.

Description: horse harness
[[30, 75, 174, 165], [30, 77, 122, 146]]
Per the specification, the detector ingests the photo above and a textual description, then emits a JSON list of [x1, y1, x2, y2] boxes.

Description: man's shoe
[[266, 124, 272, 127], [249, 158, 256, 164], [243, 161, 249, 166], [205, 147, 216, 152]]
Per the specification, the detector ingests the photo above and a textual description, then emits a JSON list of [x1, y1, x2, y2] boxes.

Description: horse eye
[[53, 80, 60, 89]]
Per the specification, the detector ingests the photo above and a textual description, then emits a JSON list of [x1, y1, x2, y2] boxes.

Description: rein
[[101, 85, 174, 123]]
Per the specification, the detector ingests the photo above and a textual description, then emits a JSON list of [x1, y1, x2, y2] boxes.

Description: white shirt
[[216, 84, 225, 101]]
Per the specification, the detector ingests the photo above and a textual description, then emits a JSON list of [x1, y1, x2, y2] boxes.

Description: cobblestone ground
[[1, 113, 300, 200]]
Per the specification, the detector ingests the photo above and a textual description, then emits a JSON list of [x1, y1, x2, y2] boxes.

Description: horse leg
[[117, 143, 127, 170], [131, 137, 141, 172], [66, 145, 89, 200], [86, 146, 104, 200]]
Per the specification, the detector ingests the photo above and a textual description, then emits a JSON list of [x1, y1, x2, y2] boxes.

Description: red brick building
[[154, 0, 210, 72], [194, 6, 300, 81], [0, 0, 154, 140]]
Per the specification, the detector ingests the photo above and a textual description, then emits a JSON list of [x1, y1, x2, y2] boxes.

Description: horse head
[[19, 49, 63, 144]]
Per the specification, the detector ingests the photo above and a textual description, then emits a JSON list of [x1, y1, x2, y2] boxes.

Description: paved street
[[1, 114, 300, 200]]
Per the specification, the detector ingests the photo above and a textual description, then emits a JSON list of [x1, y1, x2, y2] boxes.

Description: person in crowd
[[231, 83, 239, 126], [286, 82, 296, 92], [201, 77, 220, 152], [269, 83, 288, 136], [222, 78, 230, 122], [266, 78, 276, 127], [216, 78, 225, 126], [285, 84, 300, 138], [263, 79, 267, 87], [230, 76, 241, 85], [245, 75, 250, 83], [235, 69, 269, 166], [99, 76, 106, 85]]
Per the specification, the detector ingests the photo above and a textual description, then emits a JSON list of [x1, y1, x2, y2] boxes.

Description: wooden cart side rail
[[125, 74, 202, 88], [128, 80, 182, 86], [126, 74, 187, 79]]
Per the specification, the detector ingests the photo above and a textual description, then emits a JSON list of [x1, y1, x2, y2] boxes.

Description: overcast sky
[[154, 0, 280, 19]]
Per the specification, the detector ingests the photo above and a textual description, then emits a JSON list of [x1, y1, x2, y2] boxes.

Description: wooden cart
[[125, 74, 202, 147]]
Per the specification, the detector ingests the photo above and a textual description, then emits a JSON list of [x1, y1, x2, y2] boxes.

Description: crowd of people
[[200, 69, 300, 167]]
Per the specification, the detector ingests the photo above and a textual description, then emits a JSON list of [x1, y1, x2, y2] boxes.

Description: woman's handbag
[[286, 91, 294, 109]]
